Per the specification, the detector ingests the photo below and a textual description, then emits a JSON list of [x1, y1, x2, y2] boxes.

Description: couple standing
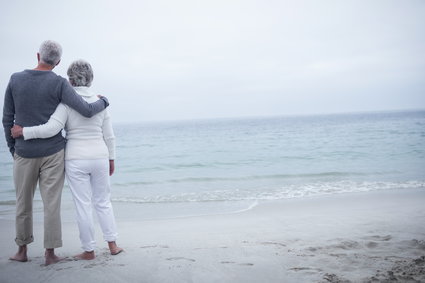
[[2, 40, 122, 265]]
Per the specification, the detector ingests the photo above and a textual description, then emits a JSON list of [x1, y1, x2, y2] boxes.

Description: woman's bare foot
[[10, 245, 28, 262], [45, 248, 63, 265], [74, 251, 95, 260], [108, 241, 123, 255]]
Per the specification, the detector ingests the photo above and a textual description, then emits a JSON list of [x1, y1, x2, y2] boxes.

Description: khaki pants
[[13, 149, 65, 249]]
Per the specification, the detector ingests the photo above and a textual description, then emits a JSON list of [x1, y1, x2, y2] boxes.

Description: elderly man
[[2, 40, 109, 265]]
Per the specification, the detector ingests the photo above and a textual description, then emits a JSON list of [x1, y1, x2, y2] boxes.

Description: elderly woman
[[12, 60, 123, 260]]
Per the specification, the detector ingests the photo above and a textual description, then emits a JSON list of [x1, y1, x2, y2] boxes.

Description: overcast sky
[[1, 0, 424, 123]]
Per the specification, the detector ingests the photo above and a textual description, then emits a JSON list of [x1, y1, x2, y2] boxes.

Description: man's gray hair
[[39, 40, 62, 66], [67, 60, 94, 87]]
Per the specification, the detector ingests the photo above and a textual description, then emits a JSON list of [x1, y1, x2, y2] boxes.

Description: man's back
[[3, 70, 71, 158]]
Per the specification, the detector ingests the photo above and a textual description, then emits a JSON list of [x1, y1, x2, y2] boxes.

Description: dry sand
[[0, 188, 424, 283]]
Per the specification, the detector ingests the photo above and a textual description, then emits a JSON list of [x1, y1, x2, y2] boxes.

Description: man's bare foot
[[45, 248, 63, 265], [74, 251, 95, 260], [108, 241, 124, 255], [9, 245, 28, 262]]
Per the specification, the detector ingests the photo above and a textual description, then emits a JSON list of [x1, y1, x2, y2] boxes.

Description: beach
[[1, 188, 424, 283], [1, 112, 424, 282]]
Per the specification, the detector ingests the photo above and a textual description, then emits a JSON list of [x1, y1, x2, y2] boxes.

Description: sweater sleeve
[[60, 80, 109, 118], [23, 103, 68, 140], [102, 109, 116, 160], [2, 79, 15, 156]]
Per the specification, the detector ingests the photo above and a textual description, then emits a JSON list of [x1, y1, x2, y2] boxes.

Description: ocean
[[1, 110, 424, 220]]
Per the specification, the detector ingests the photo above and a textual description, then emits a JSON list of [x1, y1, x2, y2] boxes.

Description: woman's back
[[64, 87, 113, 161]]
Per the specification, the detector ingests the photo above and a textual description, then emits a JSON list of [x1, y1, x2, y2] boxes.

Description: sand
[[0, 188, 424, 283]]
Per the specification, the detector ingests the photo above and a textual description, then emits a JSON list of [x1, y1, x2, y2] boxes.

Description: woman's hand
[[11, 125, 23, 138], [109, 160, 115, 176]]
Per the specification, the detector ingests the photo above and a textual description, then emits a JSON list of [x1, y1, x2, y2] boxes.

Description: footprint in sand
[[330, 240, 361, 250], [306, 246, 321, 252], [366, 241, 379, 248], [83, 263, 98, 269], [166, 257, 196, 262], [409, 239, 425, 250], [140, 245, 170, 249], [363, 235, 392, 241], [55, 266, 73, 271], [221, 261, 236, 264], [362, 235, 393, 249], [260, 241, 286, 247], [289, 267, 323, 272], [220, 261, 254, 266], [322, 273, 350, 283]]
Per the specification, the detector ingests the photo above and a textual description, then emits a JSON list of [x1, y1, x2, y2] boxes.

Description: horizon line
[[113, 107, 425, 125]]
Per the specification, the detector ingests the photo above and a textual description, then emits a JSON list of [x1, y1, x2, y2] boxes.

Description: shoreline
[[0, 187, 424, 282], [2, 186, 424, 223]]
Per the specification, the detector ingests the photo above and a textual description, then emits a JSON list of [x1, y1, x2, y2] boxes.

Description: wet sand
[[0, 188, 424, 283]]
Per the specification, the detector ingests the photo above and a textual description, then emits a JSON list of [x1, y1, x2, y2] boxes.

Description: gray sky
[[1, 0, 424, 123]]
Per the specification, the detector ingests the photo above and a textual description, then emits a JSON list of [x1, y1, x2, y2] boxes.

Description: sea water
[[1, 110, 424, 220]]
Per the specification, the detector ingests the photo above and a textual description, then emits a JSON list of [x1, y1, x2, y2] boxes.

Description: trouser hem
[[44, 240, 63, 249], [15, 236, 34, 246], [104, 236, 118, 242]]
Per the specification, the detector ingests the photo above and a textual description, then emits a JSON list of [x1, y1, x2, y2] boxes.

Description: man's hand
[[11, 125, 23, 139], [109, 160, 115, 176], [97, 95, 109, 107]]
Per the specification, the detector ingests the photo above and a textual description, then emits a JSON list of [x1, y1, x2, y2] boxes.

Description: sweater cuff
[[101, 96, 109, 107]]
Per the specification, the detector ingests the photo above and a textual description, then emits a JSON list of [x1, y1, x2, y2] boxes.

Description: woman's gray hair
[[67, 60, 94, 87], [39, 40, 62, 66]]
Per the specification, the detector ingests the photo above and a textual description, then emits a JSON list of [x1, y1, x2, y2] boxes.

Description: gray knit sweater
[[2, 69, 109, 158]]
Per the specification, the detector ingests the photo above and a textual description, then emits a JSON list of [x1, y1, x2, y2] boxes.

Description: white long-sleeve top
[[23, 86, 115, 160]]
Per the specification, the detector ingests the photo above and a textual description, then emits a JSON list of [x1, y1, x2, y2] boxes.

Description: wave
[[165, 172, 371, 183], [0, 176, 13, 182], [0, 200, 16, 205], [112, 171, 393, 187], [111, 180, 425, 204]]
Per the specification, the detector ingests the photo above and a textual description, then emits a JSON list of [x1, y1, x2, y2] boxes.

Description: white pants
[[65, 159, 118, 251]]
